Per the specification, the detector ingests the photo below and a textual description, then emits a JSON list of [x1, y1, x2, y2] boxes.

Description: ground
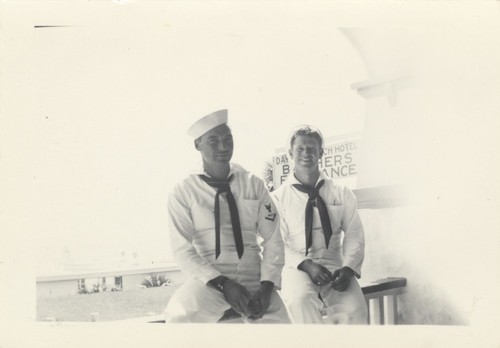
[[36, 284, 180, 322]]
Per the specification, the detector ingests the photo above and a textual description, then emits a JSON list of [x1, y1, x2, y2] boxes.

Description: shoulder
[[330, 180, 357, 203], [231, 162, 251, 178], [232, 163, 265, 188], [321, 177, 356, 197], [170, 174, 199, 198], [322, 177, 340, 190], [271, 175, 297, 203], [272, 184, 287, 200]]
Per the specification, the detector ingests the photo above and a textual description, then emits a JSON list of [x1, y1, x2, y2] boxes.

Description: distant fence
[[36, 263, 185, 297]]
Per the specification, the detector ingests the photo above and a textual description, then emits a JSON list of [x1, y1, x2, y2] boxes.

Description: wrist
[[298, 259, 313, 271], [207, 275, 229, 293], [343, 266, 354, 275], [260, 281, 274, 291]]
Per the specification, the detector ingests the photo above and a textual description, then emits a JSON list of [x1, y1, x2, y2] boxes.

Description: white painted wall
[[37, 280, 78, 298], [360, 208, 467, 324], [344, 23, 500, 326]]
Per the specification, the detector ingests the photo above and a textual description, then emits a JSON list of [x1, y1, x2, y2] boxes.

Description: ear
[[194, 138, 201, 151], [319, 147, 324, 159], [288, 148, 293, 159]]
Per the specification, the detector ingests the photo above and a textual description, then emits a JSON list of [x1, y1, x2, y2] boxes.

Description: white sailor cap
[[187, 109, 229, 139]]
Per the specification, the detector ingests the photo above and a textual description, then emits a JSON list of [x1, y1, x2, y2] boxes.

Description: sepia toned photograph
[[1, 1, 499, 347]]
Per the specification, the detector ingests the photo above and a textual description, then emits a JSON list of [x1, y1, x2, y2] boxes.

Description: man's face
[[289, 135, 323, 169], [195, 124, 234, 166]]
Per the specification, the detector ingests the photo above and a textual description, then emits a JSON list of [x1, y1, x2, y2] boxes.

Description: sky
[[1, 2, 367, 273]]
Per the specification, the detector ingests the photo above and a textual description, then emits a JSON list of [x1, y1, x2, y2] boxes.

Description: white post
[[369, 297, 383, 325], [383, 295, 398, 325]]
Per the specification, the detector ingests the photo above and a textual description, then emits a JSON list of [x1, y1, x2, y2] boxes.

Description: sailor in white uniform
[[164, 110, 291, 323], [272, 125, 368, 324]]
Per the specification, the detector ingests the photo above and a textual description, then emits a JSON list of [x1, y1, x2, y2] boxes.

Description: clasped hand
[[222, 280, 274, 320], [299, 260, 353, 292]]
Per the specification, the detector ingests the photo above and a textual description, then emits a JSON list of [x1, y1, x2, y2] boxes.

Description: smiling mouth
[[216, 153, 231, 157]]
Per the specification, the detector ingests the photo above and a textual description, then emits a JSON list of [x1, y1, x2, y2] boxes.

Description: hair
[[288, 125, 324, 150]]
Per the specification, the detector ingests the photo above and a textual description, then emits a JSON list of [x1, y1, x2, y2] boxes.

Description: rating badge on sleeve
[[264, 203, 276, 222]]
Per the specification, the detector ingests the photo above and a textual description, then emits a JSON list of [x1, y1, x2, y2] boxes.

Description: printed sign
[[272, 136, 361, 190]]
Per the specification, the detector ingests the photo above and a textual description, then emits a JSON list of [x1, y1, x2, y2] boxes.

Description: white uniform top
[[272, 172, 365, 277], [168, 163, 284, 288]]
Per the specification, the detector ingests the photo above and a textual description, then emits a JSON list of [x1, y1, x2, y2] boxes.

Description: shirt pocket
[[190, 203, 215, 232], [239, 199, 260, 230], [326, 204, 344, 233]]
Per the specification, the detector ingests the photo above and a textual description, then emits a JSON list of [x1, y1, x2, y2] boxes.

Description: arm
[[340, 187, 365, 279], [168, 185, 222, 284], [248, 183, 285, 319], [256, 185, 285, 289], [329, 188, 364, 292]]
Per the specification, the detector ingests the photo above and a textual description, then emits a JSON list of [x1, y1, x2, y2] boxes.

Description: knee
[[325, 291, 368, 324], [286, 291, 320, 310], [326, 303, 368, 325], [164, 297, 188, 323], [164, 289, 191, 321], [164, 283, 229, 323], [350, 301, 368, 324], [345, 298, 369, 324]]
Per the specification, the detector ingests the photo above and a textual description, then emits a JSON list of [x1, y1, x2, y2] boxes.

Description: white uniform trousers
[[164, 278, 291, 323], [281, 267, 368, 324]]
